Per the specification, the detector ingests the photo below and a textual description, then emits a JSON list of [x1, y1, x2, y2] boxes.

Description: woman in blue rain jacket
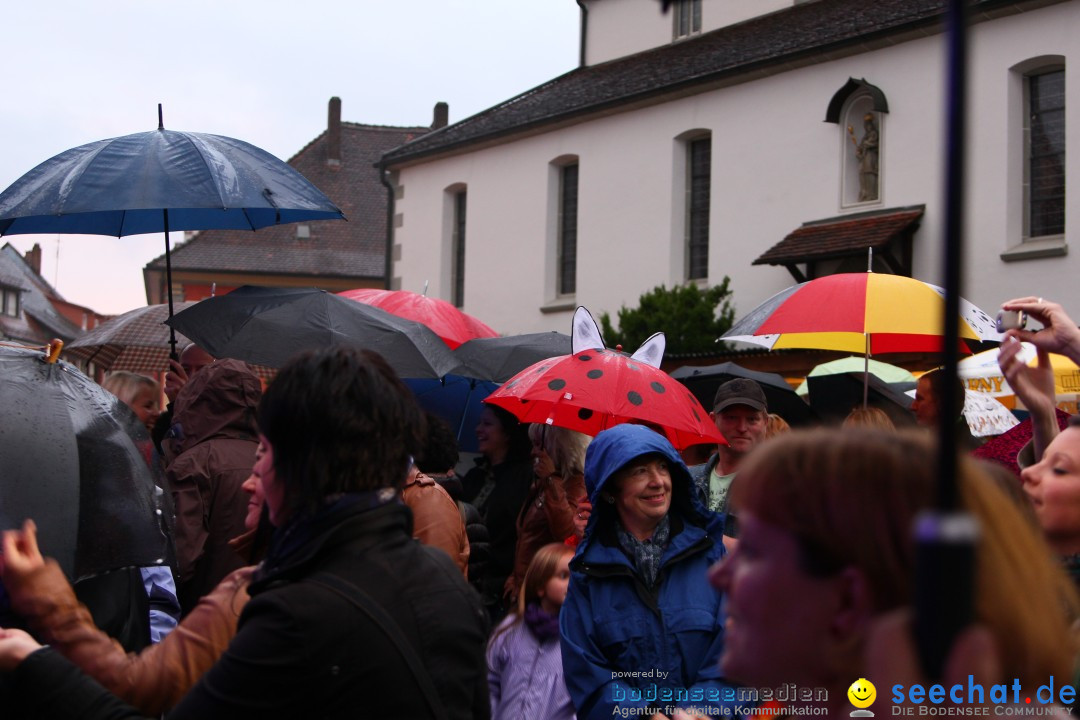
[[559, 423, 734, 720]]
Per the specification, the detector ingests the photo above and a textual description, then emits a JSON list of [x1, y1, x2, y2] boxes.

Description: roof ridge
[[381, 0, 1053, 166]]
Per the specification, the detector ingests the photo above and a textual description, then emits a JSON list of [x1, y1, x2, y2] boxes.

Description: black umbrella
[[0, 343, 170, 581], [806, 372, 916, 428], [670, 361, 818, 427], [450, 331, 572, 383], [165, 286, 459, 378]]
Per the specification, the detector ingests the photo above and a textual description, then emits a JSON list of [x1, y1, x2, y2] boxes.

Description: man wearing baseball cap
[[689, 377, 768, 539]]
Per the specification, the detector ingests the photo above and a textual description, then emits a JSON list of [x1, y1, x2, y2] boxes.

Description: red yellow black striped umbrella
[[722, 272, 1001, 355]]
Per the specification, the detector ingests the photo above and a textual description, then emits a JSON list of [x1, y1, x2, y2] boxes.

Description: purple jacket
[[488, 615, 576, 720]]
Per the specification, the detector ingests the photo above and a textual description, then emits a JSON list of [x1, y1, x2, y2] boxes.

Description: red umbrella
[[338, 288, 497, 349], [484, 347, 725, 450]]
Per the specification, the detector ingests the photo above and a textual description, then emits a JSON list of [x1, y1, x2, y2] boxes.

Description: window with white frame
[[558, 163, 579, 296], [1026, 68, 1065, 240], [686, 136, 711, 281], [1, 287, 19, 318], [673, 0, 701, 39]]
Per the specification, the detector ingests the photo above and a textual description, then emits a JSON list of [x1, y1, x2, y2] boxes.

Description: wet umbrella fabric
[[806, 371, 917, 428], [165, 286, 459, 378], [0, 127, 344, 237], [338, 289, 497, 350], [0, 344, 170, 581], [450, 332, 572, 383], [484, 348, 725, 450], [63, 302, 196, 372], [669, 361, 817, 427], [722, 272, 1001, 354], [403, 332, 573, 453], [0, 116, 346, 357], [404, 376, 499, 454]]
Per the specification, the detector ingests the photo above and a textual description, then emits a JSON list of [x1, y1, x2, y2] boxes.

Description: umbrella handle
[[46, 338, 64, 364], [913, 510, 977, 680]]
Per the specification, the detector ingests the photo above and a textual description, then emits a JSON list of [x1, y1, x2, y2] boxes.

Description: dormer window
[[1, 287, 20, 318], [673, 0, 701, 39]]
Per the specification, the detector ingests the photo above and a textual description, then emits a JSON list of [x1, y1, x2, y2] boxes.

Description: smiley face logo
[[848, 678, 876, 711]]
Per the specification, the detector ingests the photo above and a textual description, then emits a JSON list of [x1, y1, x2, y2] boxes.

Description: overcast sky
[[1, 1, 581, 314]]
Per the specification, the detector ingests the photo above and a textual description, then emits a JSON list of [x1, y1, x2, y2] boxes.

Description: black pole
[[936, 0, 966, 512], [158, 103, 164, 131], [164, 208, 178, 361], [914, 0, 977, 680]]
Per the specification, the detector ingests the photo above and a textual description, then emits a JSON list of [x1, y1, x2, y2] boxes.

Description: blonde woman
[[711, 427, 1078, 718]]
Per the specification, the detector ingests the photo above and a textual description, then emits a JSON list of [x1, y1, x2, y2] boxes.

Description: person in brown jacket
[[504, 424, 589, 603], [165, 359, 261, 615], [405, 411, 470, 576], [0, 442, 274, 715], [402, 467, 470, 577]]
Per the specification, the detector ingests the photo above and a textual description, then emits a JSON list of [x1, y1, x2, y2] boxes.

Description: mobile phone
[[995, 309, 1027, 333]]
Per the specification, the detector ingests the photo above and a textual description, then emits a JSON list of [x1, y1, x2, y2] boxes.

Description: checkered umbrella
[[65, 302, 196, 372]]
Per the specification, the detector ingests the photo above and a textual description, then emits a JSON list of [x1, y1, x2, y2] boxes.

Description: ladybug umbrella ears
[[570, 306, 666, 369]]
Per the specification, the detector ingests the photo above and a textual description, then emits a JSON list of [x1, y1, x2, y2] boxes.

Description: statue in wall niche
[[848, 113, 879, 202]]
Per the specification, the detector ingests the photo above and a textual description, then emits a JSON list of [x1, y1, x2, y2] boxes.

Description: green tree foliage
[[598, 279, 736, 356]]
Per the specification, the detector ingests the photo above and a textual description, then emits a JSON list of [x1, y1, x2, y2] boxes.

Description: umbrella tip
[[46, 338, 63, 363], [157, 104, 164, 130]]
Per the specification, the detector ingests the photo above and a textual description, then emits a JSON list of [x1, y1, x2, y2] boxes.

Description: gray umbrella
[[165, 286, 459, 378], [0, 343, 170, 581]]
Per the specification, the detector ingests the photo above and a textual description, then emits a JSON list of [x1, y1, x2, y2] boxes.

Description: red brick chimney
[[432, 102, 449, 130], [24, 243, 42, 275], [327, 96, 342, 167]]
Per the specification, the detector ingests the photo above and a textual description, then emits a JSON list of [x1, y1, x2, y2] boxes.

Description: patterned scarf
[[616, 514, 672, 588]]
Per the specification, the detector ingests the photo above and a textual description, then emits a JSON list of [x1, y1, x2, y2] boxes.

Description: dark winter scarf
[[524, 602, 561, 643], [255, 488, 400, 582]]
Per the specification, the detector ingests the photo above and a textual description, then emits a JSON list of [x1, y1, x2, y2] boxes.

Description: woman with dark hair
[[462, 405, 534, 623], [0, 347, 490, 720]]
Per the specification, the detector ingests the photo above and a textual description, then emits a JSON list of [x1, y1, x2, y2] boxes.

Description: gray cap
[[713, 378, 768, 413]]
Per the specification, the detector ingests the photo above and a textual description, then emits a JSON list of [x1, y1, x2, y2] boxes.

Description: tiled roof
[[753, 206, 924, 265], [380, 0, 1054, 166], [147, 123, 429, 278], [0, 243, 83, 343]]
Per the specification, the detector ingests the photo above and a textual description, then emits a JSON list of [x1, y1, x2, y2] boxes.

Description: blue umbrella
[[406, 332, 573, 452], [0, 105, 345, 357], [404, 375, 498, 454]]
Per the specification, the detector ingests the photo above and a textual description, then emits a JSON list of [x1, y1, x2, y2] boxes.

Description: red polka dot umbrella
[[338, 288, 497, 350], [483, 347, 725, 450]]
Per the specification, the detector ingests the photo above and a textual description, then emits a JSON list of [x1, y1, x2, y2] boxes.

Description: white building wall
[[394, 1, 1080, 338], [583, 0, 794, 67]]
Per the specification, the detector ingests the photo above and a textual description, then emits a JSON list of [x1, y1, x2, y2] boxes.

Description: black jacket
[[12, 497, 491, 720]]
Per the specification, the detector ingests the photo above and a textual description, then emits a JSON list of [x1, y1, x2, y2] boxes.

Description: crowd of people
[[0, 295, 1079, 719]]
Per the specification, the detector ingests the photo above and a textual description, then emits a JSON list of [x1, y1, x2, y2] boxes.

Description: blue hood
[[580, 424, 718, 543], [585, 423, 690, 501]]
